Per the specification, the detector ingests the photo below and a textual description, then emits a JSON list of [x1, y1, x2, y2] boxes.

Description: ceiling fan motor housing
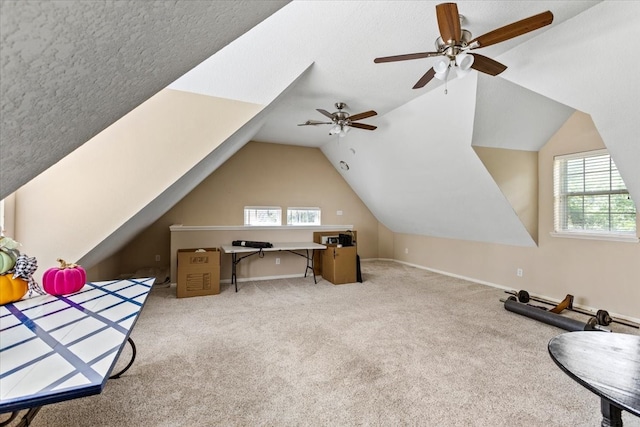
[[435, 28, 472, 59]]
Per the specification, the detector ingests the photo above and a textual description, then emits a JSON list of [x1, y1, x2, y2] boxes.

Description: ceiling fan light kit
[[373, 2, 554, 90], [298, 102, 377, 137], [330, 123, 350, 138]]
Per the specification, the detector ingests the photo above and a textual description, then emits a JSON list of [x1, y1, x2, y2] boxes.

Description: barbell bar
[[505, 290, 638, 328]]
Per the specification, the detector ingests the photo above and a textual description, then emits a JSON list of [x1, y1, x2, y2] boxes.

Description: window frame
[[552, 149, 637, 242]]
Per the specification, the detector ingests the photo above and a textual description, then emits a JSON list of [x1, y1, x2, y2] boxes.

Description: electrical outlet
[[517, 268, 523, 277], [337, 210, 343, 216], [155, 255, 160, 262], [276, 258, 280, 265], [405, 248, 409, 254]]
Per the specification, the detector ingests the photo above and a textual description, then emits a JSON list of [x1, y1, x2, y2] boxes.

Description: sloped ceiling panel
[[76, 66, 313, 270], [496, 1, 640, 203], [322, 74, 536, 247], [472, 74, 574, 151], [0, 0, 289, 199]]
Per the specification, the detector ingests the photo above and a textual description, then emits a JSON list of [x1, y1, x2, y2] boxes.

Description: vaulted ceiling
[[2, 1, 639, 267], [0, 0, 289, 199]]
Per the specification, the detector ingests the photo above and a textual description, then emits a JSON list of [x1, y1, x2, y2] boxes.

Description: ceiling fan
[[374, 2, 553, 89], [298, 102, 377, 137]]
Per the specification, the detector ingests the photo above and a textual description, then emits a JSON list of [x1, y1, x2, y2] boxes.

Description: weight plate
[[596, 309, 612, 326], [517, 290, 530, 303]]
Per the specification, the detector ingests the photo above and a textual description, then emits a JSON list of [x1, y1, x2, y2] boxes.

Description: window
[[244, 206, 281, 226], [554, 150, 636, 237], [287, 207, 321, 226]]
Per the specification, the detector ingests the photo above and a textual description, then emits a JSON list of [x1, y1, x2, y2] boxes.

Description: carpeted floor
[[5, 261, 639, 426]]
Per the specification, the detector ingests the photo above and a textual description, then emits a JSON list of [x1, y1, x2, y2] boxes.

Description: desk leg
[[0, 406, 42, 427], [109, 337, 137, 379], [301, 249, 318, 284], [231, 253, 238, 292], [600, 398, 623, 427]]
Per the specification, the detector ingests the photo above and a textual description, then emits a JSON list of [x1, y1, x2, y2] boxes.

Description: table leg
[[284, 249, 319, 284], [0, 406, 42, 427], [109, 337, 137, 379], [309, 249, 318, 284], [600, 398, 623, 427], [231, 253, 238, 292]]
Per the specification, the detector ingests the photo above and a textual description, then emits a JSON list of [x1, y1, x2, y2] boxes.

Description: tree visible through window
[[287, 207, 321, 226], [244, 206, 282, 226], [554, 150, 636, 235]]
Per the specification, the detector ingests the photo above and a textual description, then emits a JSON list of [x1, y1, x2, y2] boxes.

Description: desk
[[548, 332, 640, 426], [0, 277, 154, 425], [221, 242, 326, 292]]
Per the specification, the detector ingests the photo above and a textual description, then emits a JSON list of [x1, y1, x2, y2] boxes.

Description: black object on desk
[[548, 331, 640, 427]]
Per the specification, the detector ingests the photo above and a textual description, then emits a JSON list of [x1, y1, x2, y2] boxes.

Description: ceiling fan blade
[[469, 54, 507, 76], [316, 108, 334, 119], [469, 11, 553, 49], [349, 122, 377, 131], [436, 2, 461, 44], [374, 51, 441, 63], [413, 68, 436, 89], [349, 110, 377, 122], [298, 120, 332, 126]]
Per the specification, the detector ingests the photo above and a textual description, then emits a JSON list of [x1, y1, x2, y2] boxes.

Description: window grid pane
[[554, 152, 636, 235], [287, 208, 321, 226], [244, 207, 282, 226]]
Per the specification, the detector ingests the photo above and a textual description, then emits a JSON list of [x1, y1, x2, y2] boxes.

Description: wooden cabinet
[[321, 245, 357, 285]]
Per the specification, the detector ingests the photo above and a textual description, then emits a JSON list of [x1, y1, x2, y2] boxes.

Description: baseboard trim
[[221, 273, 309, 284], [393, 260, 640, 326], [216, 258, 639, 325]]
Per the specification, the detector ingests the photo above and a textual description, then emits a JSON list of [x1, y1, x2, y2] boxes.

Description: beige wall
[[117, 141, 380, 281], [109, 113, 638, 319], [473, 146, 538, 243], [13, 89, 263, 283], [393, 112, 640, 319], [377, 223, 394, 260]]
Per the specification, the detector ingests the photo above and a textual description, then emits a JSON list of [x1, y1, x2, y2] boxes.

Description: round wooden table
[[548, 331, 640, 427]]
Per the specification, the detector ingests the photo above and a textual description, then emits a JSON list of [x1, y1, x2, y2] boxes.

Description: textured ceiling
[[0, 0, 289, 199], [3, 1, 640, 257]]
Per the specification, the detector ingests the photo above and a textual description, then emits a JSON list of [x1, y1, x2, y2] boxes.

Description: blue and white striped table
[[0, 278, 153, 422]]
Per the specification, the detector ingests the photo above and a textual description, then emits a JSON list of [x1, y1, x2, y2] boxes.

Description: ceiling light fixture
[[432, 46, 475, 93], [299, 102, 377, 136], [374, 5, 554, 92], [329, 123, 350, 138]]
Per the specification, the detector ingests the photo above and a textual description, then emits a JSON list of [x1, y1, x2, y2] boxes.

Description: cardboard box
[[177, 248, 220, 298], [322, 245, 357, 285]]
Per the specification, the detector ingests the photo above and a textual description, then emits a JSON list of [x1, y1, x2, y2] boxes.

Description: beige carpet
[[6, 261, 639, 426]]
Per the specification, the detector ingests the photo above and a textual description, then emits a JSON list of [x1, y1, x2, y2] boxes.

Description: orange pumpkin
[[0, 274, 28, 305]]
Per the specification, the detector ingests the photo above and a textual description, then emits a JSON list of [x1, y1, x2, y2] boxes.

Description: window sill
[[550, 232, 639, 243]]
